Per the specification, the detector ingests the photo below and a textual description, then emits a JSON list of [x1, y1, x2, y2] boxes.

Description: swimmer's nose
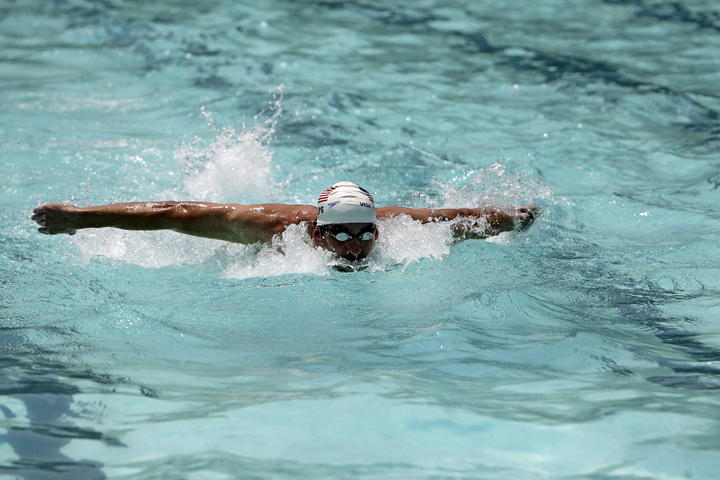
[[344, 238, 360, 252]]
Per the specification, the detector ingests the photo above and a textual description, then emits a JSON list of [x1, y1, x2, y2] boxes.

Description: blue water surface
[[2, 0, 720, 479]]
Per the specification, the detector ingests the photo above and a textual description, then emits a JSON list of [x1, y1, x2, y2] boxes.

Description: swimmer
[[31, 181, 538, 262]]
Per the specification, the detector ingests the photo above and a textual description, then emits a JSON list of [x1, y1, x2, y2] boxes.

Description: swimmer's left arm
[[376, 205, 538, 237]]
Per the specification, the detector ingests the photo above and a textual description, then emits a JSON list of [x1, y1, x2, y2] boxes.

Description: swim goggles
[[328, 230, 374, 242]]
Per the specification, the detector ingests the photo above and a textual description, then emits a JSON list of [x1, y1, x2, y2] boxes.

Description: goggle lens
[[331, 231, 374, 242]]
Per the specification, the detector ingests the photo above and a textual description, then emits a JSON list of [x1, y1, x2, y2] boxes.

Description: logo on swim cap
[[316, 181, 376, 225]]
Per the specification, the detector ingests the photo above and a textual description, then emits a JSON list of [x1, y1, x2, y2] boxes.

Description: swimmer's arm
[[32, 202, 317, 244], [376, 205, 538, 237]]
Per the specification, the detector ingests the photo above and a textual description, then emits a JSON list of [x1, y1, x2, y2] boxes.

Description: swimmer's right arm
[[31, 202, 317, 244], [377, 205, 538, 237]]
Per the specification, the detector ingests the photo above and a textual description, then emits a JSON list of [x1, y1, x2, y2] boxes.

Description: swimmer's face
[[312, 223, 379, 262]]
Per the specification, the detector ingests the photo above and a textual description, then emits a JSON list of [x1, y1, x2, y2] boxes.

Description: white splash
[[220, 216, 457, 279], [435, 162, 552, 210], [71, 87, 286, 268], [223, 223, 334, 279], [69, 163, 546, 276], [368, 216, 454, 269], [71, 229, 252, 268], [68, 97, 549, 278], [176, 85, 284, 203]]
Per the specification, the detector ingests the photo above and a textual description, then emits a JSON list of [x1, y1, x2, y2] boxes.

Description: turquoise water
[[2, 0, 720, 478]]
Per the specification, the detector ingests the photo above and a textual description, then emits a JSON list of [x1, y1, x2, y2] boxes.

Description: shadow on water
[[541, 243, 720, 391], [0, 327, 156, 479], [602, 0, 720, 33], [25, 0, 720, 154], [0, 335, 105, 479], [595, 279, 720, 390], [447, 27, 720, 140], [0, 224, 163, 479], [305, 1, 720, 140]]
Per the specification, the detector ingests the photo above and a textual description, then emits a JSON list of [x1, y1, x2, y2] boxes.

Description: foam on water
[[369, 216, 454, 269], [68, 213, 460, 279], [70, 88, 286, 270], [222, 216, 458, 279], [70, 229, 248, 268], [68, 206, 523, 278], [223, 223, 333, 279]]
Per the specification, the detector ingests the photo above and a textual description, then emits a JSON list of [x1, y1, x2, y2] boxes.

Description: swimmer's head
[[315, 181, 376, 225], [312, 181, 379, 262]]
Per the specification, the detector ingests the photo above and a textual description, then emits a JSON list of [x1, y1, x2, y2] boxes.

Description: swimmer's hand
[[449, 204, 538, 239], [32, 203, 78, 235]]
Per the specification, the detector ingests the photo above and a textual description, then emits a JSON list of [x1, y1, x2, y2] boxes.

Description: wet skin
[[310, 223, 379, 262], [32, 202, 537, 263]]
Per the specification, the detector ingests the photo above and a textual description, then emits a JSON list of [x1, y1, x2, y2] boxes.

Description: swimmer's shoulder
[[377, 206, 433, 221], [226, 204, 317, 230]]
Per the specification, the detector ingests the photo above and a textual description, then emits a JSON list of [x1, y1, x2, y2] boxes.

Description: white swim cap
[[316, 181, 376, 225]]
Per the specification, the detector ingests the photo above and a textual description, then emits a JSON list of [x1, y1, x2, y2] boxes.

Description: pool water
[[2, 1, 720, 478]]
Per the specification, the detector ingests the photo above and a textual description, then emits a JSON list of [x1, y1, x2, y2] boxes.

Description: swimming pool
[[2, 0, 720, 478]]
